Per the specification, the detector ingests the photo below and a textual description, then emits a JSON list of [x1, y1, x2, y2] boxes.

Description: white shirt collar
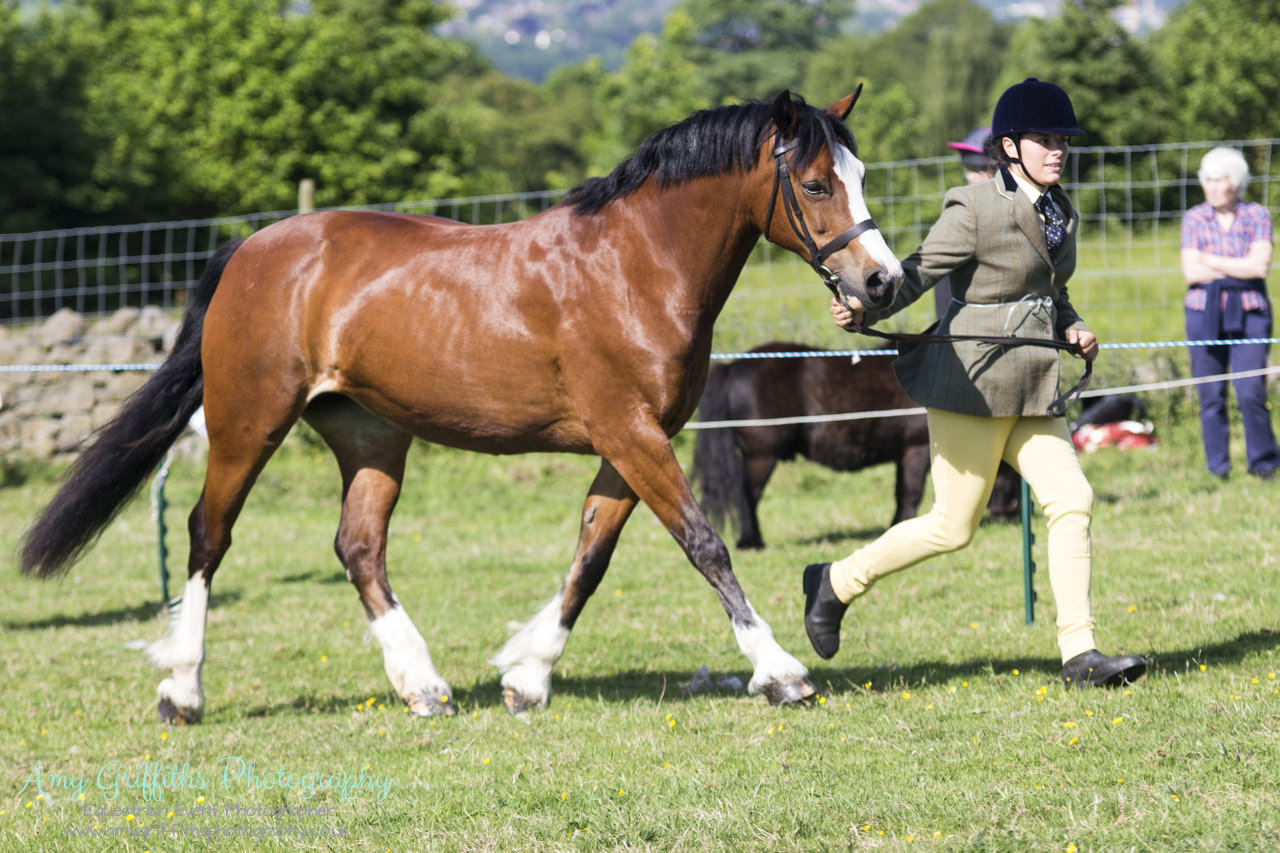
[[1007, 167, 1049, 206]]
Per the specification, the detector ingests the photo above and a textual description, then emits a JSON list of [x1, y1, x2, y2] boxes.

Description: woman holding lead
[[803, 78, 1147, 689]]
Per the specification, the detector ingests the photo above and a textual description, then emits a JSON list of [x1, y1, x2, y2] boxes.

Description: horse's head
[[761, 88, 903, 312]]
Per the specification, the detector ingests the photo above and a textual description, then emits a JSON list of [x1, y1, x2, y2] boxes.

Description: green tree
[[0, 4, 107, 231], [804, 0, 1011, 161], [579, 11, 711, 173], [1152, 0, 1280, 142], [678, 0, 855, 105], [995, 0, 1165, 147], [80, 0, 496, 218]]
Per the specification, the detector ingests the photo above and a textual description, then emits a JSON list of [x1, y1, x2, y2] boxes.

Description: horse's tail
[[689, 364, 749, 536], [19, 239, 243, 578]]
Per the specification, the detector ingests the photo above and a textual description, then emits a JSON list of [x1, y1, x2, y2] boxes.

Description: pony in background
[[692, 342, 1021, 550]]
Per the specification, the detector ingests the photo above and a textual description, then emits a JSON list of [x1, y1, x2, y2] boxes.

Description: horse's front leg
[[606, 424, 816, 706], [491, 460, 638, 715]]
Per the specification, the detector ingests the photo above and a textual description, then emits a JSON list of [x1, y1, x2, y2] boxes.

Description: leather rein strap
[[847, 322, 1093, 418], [765, 138, 878, 294]]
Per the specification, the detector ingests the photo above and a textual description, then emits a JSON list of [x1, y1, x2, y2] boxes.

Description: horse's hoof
[[761, 677, 818, 707], [157, 697, 201, 725], [501, 687, 539, 718], [407, 692, 458, 717]]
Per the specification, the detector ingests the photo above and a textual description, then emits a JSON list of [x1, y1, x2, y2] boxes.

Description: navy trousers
[[1185, 305, 1280, 476]]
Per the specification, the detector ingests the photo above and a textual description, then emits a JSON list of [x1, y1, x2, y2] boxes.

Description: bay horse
[[20, 90, 903, 723], [691, 342, 1022, 549]]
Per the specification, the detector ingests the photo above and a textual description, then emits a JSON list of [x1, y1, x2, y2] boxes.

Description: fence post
[[1020, 477, 1036, 624], [298, 178, 315, 214], [151, 452, 173, 605]]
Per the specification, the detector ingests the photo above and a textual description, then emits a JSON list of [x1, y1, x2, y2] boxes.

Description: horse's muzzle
[[839, 267, 899, 311], [863, 269, 899, 307]]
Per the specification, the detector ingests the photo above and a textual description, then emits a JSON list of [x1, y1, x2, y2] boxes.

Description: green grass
[[1, 397, 1278, 850]]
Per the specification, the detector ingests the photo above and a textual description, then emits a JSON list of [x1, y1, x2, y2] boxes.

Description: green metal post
[[1020, 477, 1035, 624], [151, 453, 172, 604]]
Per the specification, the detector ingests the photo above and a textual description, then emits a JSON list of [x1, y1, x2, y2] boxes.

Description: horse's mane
[[563, 96, 858, 216]]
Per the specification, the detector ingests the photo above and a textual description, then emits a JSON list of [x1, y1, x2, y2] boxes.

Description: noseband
[[764, 137, 879, 295]]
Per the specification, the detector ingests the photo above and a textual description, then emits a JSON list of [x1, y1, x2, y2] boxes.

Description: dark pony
[[21, 90, 904, 723], [691, 342, 1020, 549]]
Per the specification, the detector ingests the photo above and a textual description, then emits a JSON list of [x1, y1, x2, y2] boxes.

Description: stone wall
[[0, 307, 181, 458]]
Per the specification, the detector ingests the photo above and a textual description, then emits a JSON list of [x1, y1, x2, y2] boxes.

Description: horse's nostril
[[866, 271, 889, 301]]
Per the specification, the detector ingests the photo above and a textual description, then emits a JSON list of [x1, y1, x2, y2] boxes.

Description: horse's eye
[[802, 181, 826, 197]]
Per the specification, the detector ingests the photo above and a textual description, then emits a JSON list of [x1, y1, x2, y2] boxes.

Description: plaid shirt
[[1180, 200, 1272, 312]]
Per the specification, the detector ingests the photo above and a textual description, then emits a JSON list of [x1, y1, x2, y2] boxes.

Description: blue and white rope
[[708, 337, 1280, 361]]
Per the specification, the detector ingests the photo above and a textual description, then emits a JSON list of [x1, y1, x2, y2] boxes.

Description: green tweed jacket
[[865, 167, 1088, 417]]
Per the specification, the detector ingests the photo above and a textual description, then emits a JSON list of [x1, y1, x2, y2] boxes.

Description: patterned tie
[[1036, 194, 1065, 253]]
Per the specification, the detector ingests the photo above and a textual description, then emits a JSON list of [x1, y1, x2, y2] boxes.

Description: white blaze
[[832, 146, 903, 280]]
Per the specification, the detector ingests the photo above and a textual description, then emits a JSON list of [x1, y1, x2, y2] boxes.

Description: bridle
[[764, 137, 879, 297]]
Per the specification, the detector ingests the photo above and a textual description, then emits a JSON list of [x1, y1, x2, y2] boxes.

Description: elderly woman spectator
[[1180, 147, 1279, 480]]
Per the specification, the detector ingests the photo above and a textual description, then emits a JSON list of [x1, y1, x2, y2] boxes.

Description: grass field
[[1, 241, 1277, 851], [1, 371, 1277, 850]]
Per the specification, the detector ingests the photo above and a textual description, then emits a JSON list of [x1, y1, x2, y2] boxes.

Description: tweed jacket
[[865, 167, 1088, 417]]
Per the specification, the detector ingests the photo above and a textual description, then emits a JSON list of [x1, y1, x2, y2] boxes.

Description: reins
[[846, 322, 1092, 417]]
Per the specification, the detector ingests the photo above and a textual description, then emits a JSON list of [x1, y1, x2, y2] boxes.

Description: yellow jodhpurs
[[829, 408, 1097, 661]]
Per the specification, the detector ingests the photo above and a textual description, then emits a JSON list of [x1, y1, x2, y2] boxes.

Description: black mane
[[562, 96, 858, 216]]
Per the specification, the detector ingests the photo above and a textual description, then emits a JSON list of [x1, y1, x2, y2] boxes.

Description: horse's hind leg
[[305, 396, 455, 716], [738, 452, 778, 549], [492, 460, 638, 715], [150, 419, 295, 724], [893, 441, 931, 524]]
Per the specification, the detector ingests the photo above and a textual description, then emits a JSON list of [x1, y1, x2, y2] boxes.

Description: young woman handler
[[803, 78, 1147, 689]]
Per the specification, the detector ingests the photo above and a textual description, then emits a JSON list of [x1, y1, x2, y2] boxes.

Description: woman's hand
[[1065, 327, 1098, 362], [829, 296, 865, 330]]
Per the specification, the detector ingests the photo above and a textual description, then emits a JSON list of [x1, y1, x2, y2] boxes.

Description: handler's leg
[[1232, 309, 1280, 476], [1004, 417, 1096, 662], [827, 409, 1013, 602], [1187, 306, 1232, 476]]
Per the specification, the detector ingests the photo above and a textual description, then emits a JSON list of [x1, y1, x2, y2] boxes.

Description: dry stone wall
[[0, 307, 181, 458]]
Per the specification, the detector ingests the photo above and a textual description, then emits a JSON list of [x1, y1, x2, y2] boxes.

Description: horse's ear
[[773, 90, 799, 138], [824, 83, 865, 122], [826, 83, 864, 122]]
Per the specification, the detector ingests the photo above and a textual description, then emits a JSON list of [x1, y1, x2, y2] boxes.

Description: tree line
[[1, 0, 1275, 233]]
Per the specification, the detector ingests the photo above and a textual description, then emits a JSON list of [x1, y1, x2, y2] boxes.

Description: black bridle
[[764, 137, 879, 296]]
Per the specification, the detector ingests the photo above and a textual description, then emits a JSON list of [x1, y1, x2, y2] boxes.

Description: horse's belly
[[342, 385, 594, 455]]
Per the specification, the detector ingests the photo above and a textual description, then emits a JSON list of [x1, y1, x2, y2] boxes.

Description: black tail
[[19, 239, 243, 578], [689, 365, 750, 536]]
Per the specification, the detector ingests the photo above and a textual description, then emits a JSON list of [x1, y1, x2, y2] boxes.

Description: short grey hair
[[1198, 147, 1250, 195]]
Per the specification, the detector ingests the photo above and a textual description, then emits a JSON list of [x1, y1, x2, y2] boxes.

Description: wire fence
[[1, 140, 1276, 338], [0, 191, 564, 324]]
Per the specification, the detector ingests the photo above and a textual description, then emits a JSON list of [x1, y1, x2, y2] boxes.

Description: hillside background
[[437, 0, 1187, 80]]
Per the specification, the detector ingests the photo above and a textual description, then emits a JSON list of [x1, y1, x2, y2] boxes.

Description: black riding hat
[[991, 78, 1082, 137]]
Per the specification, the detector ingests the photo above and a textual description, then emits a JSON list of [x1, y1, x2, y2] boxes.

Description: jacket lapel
[[999, 167, 1053, 267]]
